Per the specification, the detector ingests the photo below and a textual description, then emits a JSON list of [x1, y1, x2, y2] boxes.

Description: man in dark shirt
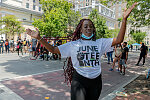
[[0, 37, 4, 54], [136, 43, 148, 66], [119, 42, 129, 75]]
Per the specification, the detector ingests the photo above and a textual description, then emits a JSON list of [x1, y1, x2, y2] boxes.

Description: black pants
[[137, 54, 145, 64], [71, 70, 102, 100]]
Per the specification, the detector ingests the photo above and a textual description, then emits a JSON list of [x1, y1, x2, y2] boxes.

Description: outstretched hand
[[123, 2, 138, 19], [26, 28, 41, 40]]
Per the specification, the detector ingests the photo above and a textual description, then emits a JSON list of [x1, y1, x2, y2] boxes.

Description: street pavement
[[0, 51, 149, 100]]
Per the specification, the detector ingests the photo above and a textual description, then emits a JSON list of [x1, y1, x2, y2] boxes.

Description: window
[[26, 3, 29, 8], [33, 5, 36, 10], [119, 6, 121, 11], [82, 12, 84, 17], [101, 7, 105, 14], [33, 0, 35, 3], [113, 7, 115, 12], [106, 9, 109, 16], [119, 1, 122, 4], [39, 7, 41, 11], [118, 13, 121, 17]]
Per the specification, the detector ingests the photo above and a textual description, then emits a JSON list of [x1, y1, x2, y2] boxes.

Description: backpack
[[5, 42, 9, 46]]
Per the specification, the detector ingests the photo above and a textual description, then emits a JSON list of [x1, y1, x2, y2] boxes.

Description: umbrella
[[132, 43, 141, 46]]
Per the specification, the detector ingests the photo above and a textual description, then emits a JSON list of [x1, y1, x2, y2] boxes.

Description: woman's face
[[81, 20, 94, 37]]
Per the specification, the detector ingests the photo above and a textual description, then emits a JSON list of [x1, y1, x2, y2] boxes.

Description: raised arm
[[26, 28, 60, 54], [112, 2, 137, 46]]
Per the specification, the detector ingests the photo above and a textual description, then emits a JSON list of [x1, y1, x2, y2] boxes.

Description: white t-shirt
[[58, 38, 113, 79]]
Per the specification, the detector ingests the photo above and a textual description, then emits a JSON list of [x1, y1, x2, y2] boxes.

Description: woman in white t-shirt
[[26, 3, 137, 100]]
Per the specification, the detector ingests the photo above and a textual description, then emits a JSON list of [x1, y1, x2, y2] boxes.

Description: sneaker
[[120, 71, 123, 75], [109, 68, 113, 71], [117, 69, 120, 72], [107, 62, 110, 64], [122, 72, 125, 75], [135, 64, 139, 66]]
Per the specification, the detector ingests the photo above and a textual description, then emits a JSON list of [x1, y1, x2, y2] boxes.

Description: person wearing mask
[[26, 3, 137, 100], [109, 44, 122, 71], [119, 42, 129, 75]]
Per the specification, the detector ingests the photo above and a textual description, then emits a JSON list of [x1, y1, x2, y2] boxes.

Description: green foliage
[[88, 9, 112, 38], [128, 39, 136, 45], [33, 0, 81, 37], [108, 28, 120, 38], [99, 0, 150, 27], [0, 15, 25, 39], [131, 31, 147, 43]]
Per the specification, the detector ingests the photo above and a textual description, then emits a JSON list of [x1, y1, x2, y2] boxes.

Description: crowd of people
[[0, 36, 63, 61]]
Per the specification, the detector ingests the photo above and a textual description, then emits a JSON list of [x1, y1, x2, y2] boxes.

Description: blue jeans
[[0, 46, 4, 54], [5, 45, 9, 53], [107, 51, 113, 63]]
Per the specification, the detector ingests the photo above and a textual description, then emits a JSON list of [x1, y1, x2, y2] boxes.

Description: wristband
[[38, 37, 43, 41]]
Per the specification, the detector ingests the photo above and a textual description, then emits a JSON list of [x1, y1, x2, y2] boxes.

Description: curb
[[0, 83, 24, 100], [101, 74, 139, 100]]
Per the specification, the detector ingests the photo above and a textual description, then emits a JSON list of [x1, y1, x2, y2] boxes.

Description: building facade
[[110, 1, 150, 46], [76, 0, 116, 30], [0, 0, 43, 40]]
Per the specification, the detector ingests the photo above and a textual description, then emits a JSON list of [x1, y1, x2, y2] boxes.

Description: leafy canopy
[[131, 31, 147, 43], [88, 9, 113, 38], [99, 0, 150, 27], [0, 15, 25, 39], [32, 0, 81, 37]]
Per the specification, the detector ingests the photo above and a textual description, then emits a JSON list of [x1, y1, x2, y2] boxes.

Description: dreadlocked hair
[[63, 19, 96, 85]]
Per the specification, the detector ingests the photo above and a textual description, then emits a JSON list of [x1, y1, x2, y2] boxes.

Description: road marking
[[0, 69, 63, 82]]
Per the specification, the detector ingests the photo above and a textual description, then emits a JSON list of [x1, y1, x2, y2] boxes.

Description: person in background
[[31, 37, 37, 58], [109, 44, 122, 71], [5, 39, 9, 53], [130, 44, 133, 52], [23, 38, 27, 54], [136, 43, 148, 66], [17, 38, 23, 56], [0, 37, 4, 54], [57, 40, 62, 60], [120, 42, 129, 75], [106, 47, 114, 64], [9, 38, 14, 53]]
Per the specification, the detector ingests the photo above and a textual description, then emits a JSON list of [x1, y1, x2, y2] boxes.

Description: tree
[[32, 0, 81, 37], [88, 9, 112, 39], [131, 31, 147, 43], [108, 28, 120, 38], [0, 15, 25, 40], [99, 0, 150, 27]]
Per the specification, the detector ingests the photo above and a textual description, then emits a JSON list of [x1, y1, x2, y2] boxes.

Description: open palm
[[26, 28, 40, 40], [123, 2, 138, 19]]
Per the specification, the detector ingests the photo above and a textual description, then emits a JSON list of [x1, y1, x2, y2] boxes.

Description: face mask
[[81, 33, 94, 39]]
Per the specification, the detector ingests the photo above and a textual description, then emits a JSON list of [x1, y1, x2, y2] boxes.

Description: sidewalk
[[0, 51, 149, 100], [102, 51, 150, 100]]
